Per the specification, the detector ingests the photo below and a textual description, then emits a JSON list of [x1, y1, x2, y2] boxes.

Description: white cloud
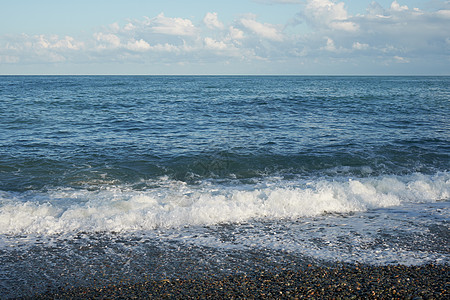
[[332, 21, 358, 31], [150, 43, 179, 52], [146, 13, 197, 36], [323, 37, 336, 51], [32, 35, 84, 50], [53, 36, 82, 50], [228, 26, 245, 40], [124, 23, 136, 31], [126, 39, 151, 52], [204, 37, 227, 50], [240, 17, 284, 41], [366, 2, 387, 18], [109, 23, 121, 32], [94, 33, 121, 49], [352, 42, 369, 50], [390, 1, 409, 12], [436, 9, 450, 18], [1, 3, 449, 74], [203, 12, 224, 30], [303, 0, 358, 32], [0, 34, 84, 64], [393, 55, 410, 63], [36, 35, 50, 49], [306, 0, 348, 21]]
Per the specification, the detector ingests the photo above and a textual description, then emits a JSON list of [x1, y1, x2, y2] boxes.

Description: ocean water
[[0, 76, 449, 297]]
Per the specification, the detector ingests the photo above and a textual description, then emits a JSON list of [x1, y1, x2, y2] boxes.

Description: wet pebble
[[33, 263, 449, 299]]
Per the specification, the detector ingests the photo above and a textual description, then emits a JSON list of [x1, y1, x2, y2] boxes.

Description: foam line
[[0, 172, 448, 235]]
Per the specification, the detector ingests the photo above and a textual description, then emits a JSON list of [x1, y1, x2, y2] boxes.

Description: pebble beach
[[34, 263, 448, 299]]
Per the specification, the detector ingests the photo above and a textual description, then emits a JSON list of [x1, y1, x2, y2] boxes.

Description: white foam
[[0, 172, 448, 235]]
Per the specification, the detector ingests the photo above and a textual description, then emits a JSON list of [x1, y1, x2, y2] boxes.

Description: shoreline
[[33, 263, 449, 299]]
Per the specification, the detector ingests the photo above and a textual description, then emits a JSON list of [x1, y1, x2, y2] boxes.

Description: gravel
[[32, 263, 449, 299]]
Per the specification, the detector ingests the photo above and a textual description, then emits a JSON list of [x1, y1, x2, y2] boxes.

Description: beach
[[35, 263, 449, 299]]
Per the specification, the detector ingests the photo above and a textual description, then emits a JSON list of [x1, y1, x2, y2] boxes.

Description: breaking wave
[[1, 172, 448, 235]]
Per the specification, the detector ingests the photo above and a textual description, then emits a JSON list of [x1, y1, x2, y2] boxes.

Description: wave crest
[[0, 172, 448, 235]]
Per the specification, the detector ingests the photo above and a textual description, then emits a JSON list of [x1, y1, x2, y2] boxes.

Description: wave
[[2, 147, 448, 192], [0, 172, 448, 235]]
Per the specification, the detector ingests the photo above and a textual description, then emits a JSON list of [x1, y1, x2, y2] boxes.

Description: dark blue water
[[0, 76, 449, 297], [1, 76, 448, 190]]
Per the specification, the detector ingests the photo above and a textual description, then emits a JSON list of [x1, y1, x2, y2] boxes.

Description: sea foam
[[0, 172, 448, 235]]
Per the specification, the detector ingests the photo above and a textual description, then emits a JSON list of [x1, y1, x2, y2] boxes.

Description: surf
[[1, 172, 448, 235]]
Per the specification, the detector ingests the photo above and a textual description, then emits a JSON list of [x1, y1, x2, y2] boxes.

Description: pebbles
[[35, 263, 448, 299]]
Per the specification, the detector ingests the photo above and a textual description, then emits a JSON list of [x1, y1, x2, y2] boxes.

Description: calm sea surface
[[0, 76, 449, 297]]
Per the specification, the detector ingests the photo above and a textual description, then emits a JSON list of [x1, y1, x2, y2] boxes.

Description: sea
[[0, 75, 449, 297]]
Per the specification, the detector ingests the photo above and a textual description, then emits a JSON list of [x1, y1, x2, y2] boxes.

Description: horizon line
[[1, 74, 449, 77]]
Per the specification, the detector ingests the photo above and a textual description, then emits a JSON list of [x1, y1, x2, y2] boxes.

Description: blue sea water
[[0, 76, 449, 297]]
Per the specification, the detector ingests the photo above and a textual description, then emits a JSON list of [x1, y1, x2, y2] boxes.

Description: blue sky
[[1, 0, 449, 75]]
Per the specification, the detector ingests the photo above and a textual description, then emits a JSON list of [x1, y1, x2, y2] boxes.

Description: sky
[[0, 0, 449, 75]]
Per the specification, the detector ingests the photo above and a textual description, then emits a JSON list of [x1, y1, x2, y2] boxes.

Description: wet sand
[[34, 263, 449, 299]]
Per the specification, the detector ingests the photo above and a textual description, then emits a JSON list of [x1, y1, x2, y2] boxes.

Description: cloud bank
[[1, 1, 449, 74]]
